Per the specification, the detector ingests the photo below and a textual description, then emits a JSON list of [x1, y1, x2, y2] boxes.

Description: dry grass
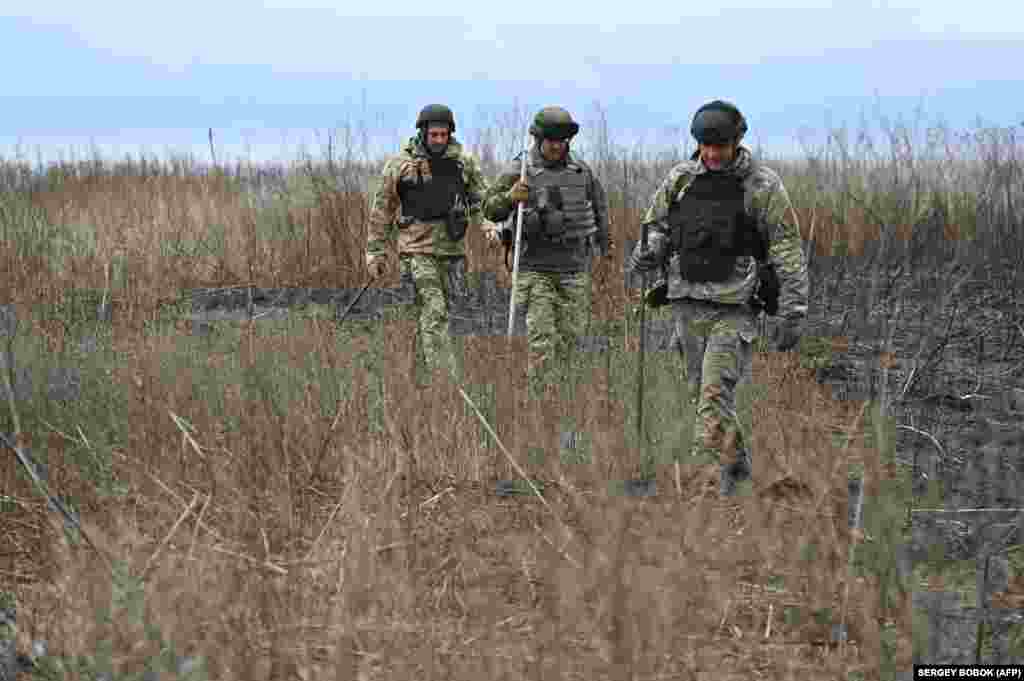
[[3, 321, 889, 679], [1, 110, 1021, 679]]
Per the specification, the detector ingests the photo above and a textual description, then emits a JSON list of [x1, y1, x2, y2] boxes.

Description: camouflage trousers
[[515, 270, 591, 393], [399, 254, 468, 385], [670, 298, 757, 468]]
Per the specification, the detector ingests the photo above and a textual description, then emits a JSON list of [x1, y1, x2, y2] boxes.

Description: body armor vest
[[667, 172, 758, 283], [523, 159, 597, 244], [397, 157, 466, 222]]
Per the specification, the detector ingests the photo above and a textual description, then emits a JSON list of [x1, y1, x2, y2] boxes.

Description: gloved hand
[[643, 278, 669, 308], [772, 316, 802, 352], [627, 245, 661, 273], [508, 180, 529, 203], [483, 221, 502, 246], [366, 254, 388, 280]]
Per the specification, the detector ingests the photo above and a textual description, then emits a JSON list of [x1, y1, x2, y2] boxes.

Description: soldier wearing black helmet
[[627, 100, 809, 498], [365, 103, 490, 386], [482, 106, 610, 394]]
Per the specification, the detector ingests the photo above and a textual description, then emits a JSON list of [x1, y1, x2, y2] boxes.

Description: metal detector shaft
[[0, 431, 111, 566], [507, 133, 531, 338], [337, 279, 372, 325], [637, 222, 649, 460]]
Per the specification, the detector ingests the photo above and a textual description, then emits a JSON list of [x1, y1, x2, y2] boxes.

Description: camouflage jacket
[[632, 146, 808, 321], [366, 136, 488, 258], [482, 146, 609, 273]]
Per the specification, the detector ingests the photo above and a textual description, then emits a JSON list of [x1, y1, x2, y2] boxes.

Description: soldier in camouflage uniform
[[628, 100, 808, 497], [365, 104, 488, 385], [481, 106, 610, 394]]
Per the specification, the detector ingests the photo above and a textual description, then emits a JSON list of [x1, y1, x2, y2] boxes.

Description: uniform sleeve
[[640, 166, 684, 239], [366, 158, 401, 258], [631, 167, 684, 266], [752, 171, 809, 320], [460, 153, 488, 223], [482, 162, 521, 224], [589, 168, 610, 255]]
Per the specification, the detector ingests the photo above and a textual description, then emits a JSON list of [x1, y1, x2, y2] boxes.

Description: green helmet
[[690, 100, 747, 145], [529, 106, 580, 140], [416, 104, 456, 133]]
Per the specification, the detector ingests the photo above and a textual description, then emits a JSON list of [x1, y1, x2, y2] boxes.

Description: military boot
[[719, 447, 753, 498]]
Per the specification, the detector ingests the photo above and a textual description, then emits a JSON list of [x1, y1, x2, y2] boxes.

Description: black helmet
[[529, 106, 580, 140], [690, 100, 747, 145], [416, 104, 456, 133]]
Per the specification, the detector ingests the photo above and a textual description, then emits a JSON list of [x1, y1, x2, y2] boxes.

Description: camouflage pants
[[671, 299, 757, 468], [515, 270, 591, 391], [399, 254, 468, 384]]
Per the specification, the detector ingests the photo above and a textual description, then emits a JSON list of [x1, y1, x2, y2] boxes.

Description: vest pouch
[[445, 205, 469, 242], [542, 209, 566, 240], [678, 251, 737, 283], [523, 208, 543, 239], [534, 185, 566, 242]]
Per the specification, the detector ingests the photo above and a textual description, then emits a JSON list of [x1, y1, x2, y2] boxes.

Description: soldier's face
[[540, 138, 568, 162], [699, 142, 737, 171], [425, 125, 450, 153]]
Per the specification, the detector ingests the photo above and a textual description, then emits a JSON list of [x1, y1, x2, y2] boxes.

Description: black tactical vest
[[397, 157, 466, 222], [523, 159, 597, 244], [667, 172, 756, 283]]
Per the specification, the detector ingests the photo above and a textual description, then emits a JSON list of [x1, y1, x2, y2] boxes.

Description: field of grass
[[1, 110, 1022, 679]]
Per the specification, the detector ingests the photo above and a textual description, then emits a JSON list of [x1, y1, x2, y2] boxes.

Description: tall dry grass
[[0, 107, 1021, 679], [4, 307, 883, 679]]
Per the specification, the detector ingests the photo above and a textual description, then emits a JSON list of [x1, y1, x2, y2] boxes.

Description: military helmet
[[529, 106, 580, 140], [690, 100, 747, 145], [416, 104, 456, 133]]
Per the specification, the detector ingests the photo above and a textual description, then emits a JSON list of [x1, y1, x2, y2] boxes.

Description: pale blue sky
[[1, 0, 1021, 162]]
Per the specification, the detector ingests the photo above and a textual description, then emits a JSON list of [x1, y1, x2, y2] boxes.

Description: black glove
[[628, 245, 661, 273], [752, 263, 780, 316]]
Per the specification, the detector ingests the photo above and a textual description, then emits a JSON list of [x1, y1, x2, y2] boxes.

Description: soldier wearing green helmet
[[627, 99, 809, 498], [482, 106, 611, 394], [365, 103, 490, 386]]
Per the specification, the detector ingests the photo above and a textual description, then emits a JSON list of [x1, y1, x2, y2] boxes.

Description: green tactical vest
[[522, 159, 597, 244]]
